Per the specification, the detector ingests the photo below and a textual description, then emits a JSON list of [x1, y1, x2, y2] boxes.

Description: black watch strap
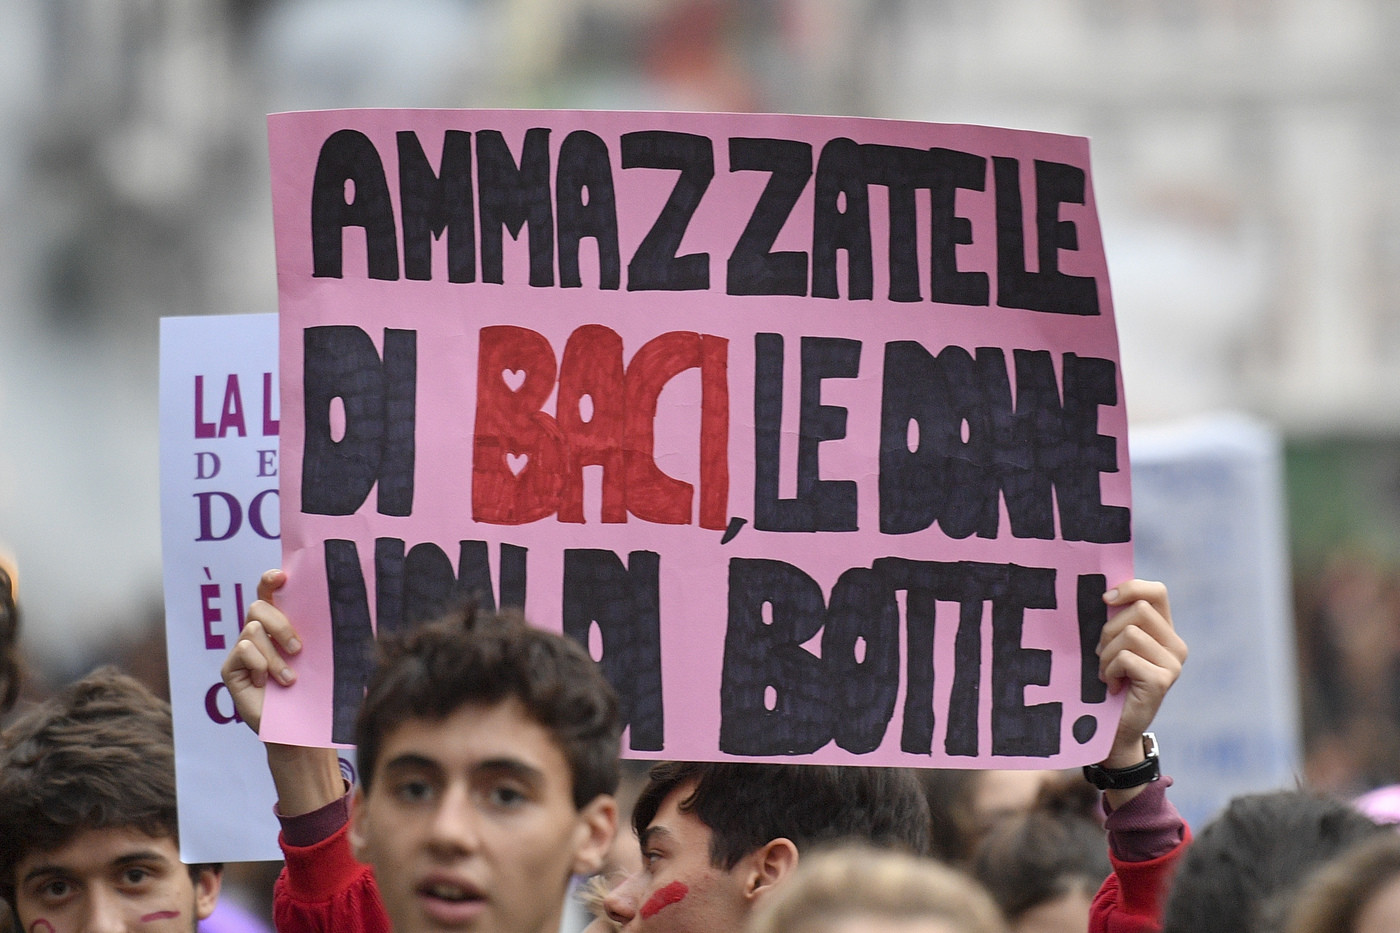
[[1082, 732, 1161, 790]]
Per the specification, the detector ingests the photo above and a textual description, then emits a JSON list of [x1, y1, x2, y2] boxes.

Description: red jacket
[[1088, 777, 1191, 933], [1090, 824, 1191, 933], [274, 822, 390, 933]]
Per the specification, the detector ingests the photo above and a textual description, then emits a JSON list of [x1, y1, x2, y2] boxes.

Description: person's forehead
[[17, 825, 181, 877], [643, 780, 712, 846], [374, 697, 574, 784]]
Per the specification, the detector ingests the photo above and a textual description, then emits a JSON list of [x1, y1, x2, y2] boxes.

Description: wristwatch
[[1082, 732, 1160, 790]]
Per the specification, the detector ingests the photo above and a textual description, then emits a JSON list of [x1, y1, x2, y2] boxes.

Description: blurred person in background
[[1294, 557, 1400, 796], [745, 844, 1007, 933], [1159, 789, 1388, 933], [918, 768, 1064, 867], [1286, 833, 1400, 933], [0, 552, 21, 717], [0, 553, 20, 933], [971, 775, 1110, 933]]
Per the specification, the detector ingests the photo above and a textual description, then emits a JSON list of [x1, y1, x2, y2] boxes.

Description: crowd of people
[[3, 562, 1400, 933]]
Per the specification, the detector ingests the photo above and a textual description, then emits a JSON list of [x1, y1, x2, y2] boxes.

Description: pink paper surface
[[262, 109, 1132, 768]]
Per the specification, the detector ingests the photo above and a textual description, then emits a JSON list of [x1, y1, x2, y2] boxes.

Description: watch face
[[1142, 732, 1160, 758]]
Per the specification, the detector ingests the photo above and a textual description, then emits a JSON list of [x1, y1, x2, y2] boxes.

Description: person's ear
[[193, 865, 223, 921], [348, 785, 370, 862], [570, 794, 620, 876], [741, 838, 799, 903]]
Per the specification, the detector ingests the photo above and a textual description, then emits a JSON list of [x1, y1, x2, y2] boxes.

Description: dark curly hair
[[355, 604, 621, 809]]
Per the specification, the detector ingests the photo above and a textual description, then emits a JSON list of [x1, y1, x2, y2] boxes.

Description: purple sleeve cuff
[[274, 781, 352, 849], [1102, 775, 1186, 862]]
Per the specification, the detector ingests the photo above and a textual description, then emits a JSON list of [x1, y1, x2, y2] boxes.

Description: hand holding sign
[[1096, 578, 1188, 805], [222, 568, 345, 818], [221, 569, 299, 733]]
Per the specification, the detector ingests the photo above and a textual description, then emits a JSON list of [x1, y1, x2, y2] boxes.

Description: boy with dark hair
[[224, 570, 620, 933], [600, 761, 930, 933], [352, 605, 621, 812], [0, 667, 223, 933]]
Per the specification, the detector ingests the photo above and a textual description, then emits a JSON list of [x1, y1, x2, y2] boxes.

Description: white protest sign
[[159, 313, 283, 863], [1131, 413, 1301, 829]]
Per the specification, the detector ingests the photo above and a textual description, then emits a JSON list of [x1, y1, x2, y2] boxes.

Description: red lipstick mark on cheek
[[139, 911, 181, 922], [640, 882, 688, 919], [30, 920, 55, 933]]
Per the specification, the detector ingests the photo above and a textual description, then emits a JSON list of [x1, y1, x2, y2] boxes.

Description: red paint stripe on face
[[30, 921, 55, 933], [140, 911, 181, 922], [640, 881, 688, 919]]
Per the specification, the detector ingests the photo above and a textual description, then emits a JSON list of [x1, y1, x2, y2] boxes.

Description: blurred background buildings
[[3, 0, 1400, 798]]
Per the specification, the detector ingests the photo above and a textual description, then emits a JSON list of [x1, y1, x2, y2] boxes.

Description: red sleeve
[[273, 821, 390, 933], [1088, 824, 1192, 933]]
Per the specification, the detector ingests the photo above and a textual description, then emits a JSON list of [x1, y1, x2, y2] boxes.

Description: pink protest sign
[[260, 109, 1133, 768]]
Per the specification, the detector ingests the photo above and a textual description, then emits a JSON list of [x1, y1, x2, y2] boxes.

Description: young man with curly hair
[[0, 667, 223, 933], [224, 570, 620, 933]]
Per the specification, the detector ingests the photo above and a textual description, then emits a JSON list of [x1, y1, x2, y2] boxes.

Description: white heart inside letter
[[502, 369, 527, 391], [506, 452, 529, 476]]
